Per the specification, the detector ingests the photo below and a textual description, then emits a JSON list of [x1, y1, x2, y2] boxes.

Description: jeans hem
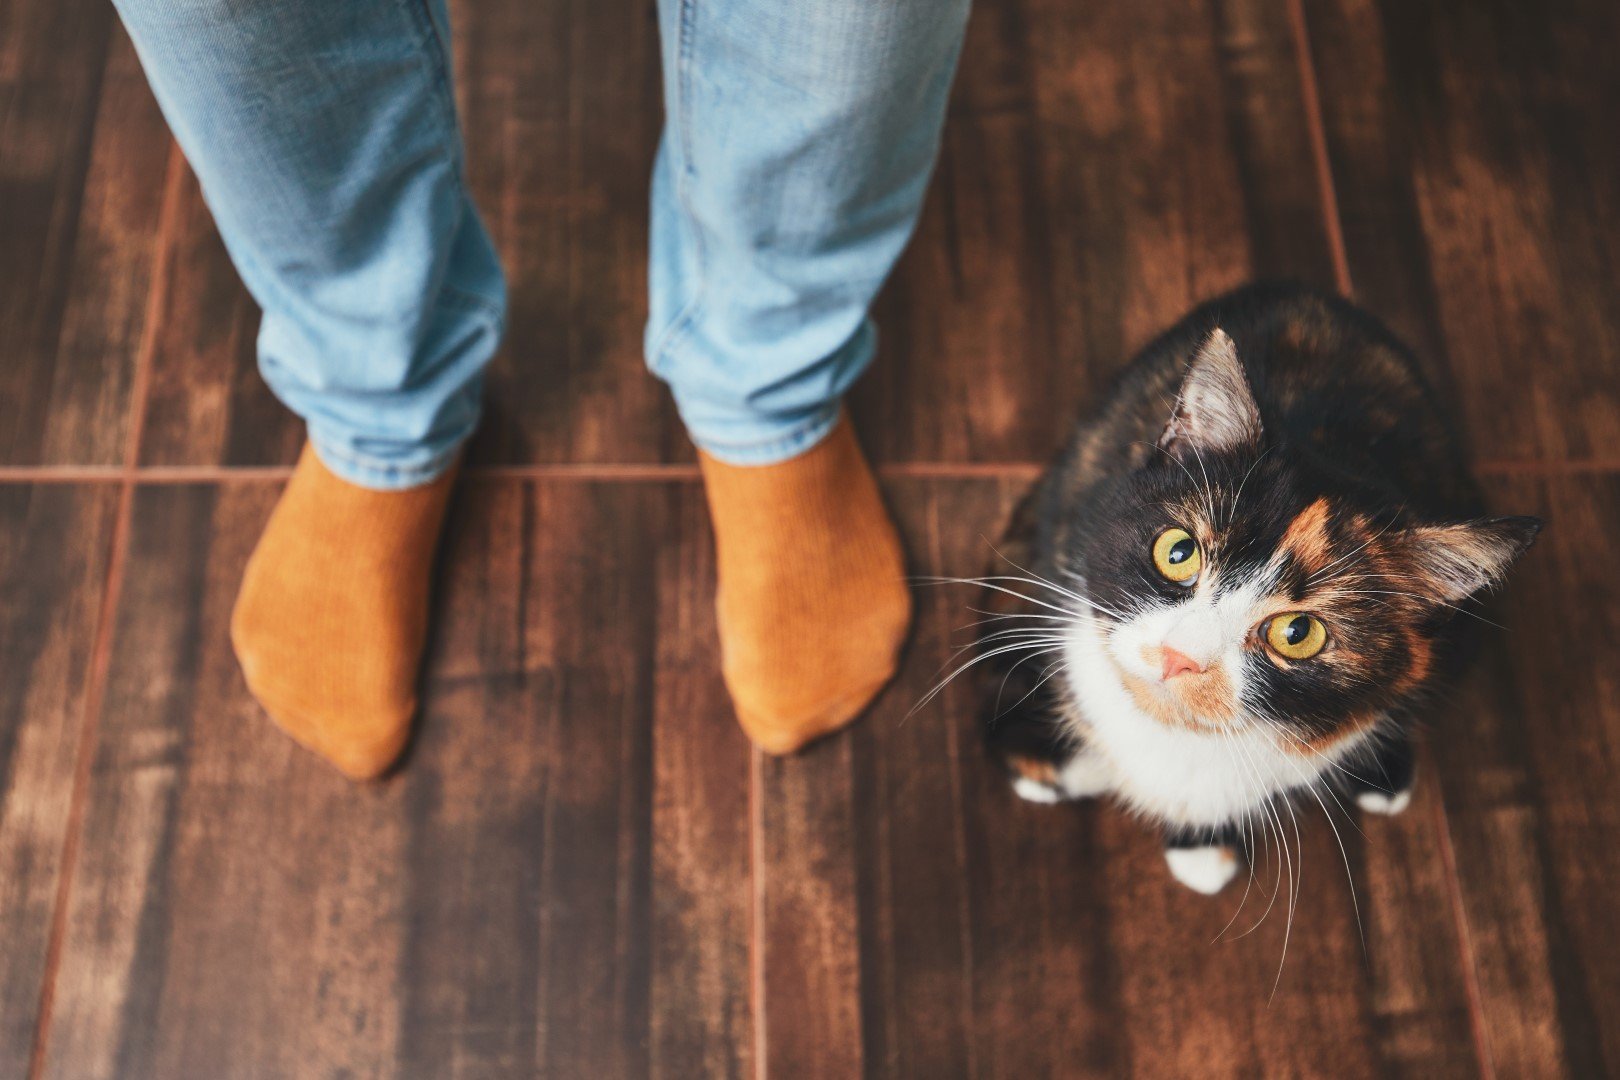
[[688, 403, 842, 466], [309, 435, 463, 490]]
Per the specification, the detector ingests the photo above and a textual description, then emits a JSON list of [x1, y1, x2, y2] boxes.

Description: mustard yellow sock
[[230, 445, 456, 780], [699, 417, 912, 754]]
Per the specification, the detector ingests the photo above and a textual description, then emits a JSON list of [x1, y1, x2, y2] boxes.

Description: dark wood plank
[[1087, 778, 1475, 1079], [758, 477, 1485, 1078], [756, 738, 866, 1079], [1304, 0, 1620, 465], [134, 174, 301, 468], [1287, 0, 1454, 402], [450, 0, 686, 466], [394, 480, 660, 1077], [35, 483, 407, 1079], [649, 489, 754, 1080], [0, 484, 119, 1078], [852, 0, 1341, 464], [1351, 761, 1488, 1079], [34, 29, 175, 467], [0, 0, 118, 464], [39, 478, 750, 1078], [1419, 474, 1620, 1078], [852, 479, 1122, 1079]]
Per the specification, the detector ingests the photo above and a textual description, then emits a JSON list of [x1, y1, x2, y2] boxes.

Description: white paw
[[1165, 846, 1240, 895], [1055, 753, 1111, 799], [1356, 788, 1412, 816], [1013, 777, 1064, 804]]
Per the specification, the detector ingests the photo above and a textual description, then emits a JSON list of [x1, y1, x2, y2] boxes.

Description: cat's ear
[[1398, 516, 1543, 603], [1158, 328, 1263, 457]]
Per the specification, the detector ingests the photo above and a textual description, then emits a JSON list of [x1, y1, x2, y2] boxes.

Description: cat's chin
[[1099, 647, 1242, 734]]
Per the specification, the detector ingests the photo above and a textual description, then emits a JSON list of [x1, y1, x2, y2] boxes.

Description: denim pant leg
[[114, 0, 506, 489], [646, 0, 973, 465]]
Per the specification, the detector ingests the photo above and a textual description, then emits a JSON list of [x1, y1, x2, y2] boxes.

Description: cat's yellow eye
[[1152, 527, 1202, 585], [1263, 613, 1327, 660]]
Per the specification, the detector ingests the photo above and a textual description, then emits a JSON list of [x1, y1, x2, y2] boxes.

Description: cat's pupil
[[1168, 539, 1195, 564], [1284, 615, 1310, 645]]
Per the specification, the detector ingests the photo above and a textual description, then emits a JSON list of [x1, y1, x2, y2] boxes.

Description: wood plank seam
[[1430, 785, 1499, 1080], [1, 459, 1618, 487], [749, 747, 767, 1080], [1286, 0, 1354, 296], [25, 136, 187, 1080]]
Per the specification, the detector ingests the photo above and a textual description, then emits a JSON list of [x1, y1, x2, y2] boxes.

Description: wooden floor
[[3, 0, 1618, 1075]]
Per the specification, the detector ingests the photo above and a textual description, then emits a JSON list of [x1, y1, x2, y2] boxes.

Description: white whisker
[[911, 577, 1084, 620], [909, 640, 1066, 716]]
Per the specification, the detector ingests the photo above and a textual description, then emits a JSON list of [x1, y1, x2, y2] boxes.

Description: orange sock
[[699, 417, 912, 754], [230, 445, 456, 780]]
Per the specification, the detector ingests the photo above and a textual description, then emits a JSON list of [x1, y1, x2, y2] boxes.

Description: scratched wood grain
[[1303, 0, 1620, 465], [0, 485, 118, 1076], [0, 0, 125, 465]]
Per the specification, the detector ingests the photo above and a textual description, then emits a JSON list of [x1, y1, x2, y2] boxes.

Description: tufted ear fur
[[1397, 516, 1543, 603], [1158, 328, 1263, 457]]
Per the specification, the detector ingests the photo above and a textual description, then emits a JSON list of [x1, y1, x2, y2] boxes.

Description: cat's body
[[981, 283, 1538, 893]]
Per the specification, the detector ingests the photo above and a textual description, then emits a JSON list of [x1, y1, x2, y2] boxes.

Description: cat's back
[[1057, 283, 1481, 518]]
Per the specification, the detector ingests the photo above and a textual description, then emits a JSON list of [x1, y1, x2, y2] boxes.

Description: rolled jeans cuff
[[682, 400, 843, 466], [308, 430, 466, 490]]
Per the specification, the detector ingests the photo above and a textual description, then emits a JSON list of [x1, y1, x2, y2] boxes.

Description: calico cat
[[978, 282, 1540, 894]]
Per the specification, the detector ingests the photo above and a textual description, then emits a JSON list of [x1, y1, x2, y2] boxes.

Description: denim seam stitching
[[392, 0, 467, 188], [440, 280, 506, 321], [394, 0, 500, 321], [312, 436, 457, 483], [395, 0, 508, 320], [646, 0, 709, 375], [691, 403, 841, 459]]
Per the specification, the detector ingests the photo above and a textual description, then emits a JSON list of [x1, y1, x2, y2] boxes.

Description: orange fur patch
[[1119, 666, 1237, 729], [1280, 497, 1335, 574], [1119, 670, 1187, 728], [1006, 755, 1060, 785], [1341, 542, 1436, 695], [1177, 665, 1237, 721], [1293, 709, 1384, 757], [1394, 625, 1434, 694]]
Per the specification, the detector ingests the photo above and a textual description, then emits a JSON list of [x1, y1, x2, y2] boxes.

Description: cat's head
[[1068, 328, 1540, 753]]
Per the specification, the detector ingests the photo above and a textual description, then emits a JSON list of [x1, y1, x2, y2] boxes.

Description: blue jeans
[[114, 0, 972, 486]]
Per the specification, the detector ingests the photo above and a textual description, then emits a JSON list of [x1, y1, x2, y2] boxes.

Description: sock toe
[[230, 444, 453, 780]]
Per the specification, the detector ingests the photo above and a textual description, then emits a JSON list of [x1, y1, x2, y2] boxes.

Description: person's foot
[[230, 445, 456, 780], [699, 416, 912, 754]]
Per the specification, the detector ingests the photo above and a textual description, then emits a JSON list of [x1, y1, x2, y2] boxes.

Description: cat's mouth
[[1103, 636, 1241, 731], [1119, 666, 1239, 730]]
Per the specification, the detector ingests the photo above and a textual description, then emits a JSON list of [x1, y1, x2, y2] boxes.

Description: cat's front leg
[[1008, 747, 1113, 804], [1347, 730, 1415, 816], [982, 664, 1113, 804], [1163, 822, 1244, 894]]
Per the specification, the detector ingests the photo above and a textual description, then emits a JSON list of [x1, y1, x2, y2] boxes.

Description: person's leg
[[115, 0, 505, 777], [648, 0, 972, 751]]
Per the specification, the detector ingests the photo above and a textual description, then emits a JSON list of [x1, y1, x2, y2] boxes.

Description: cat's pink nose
[[1161, 646, 1204, 680]]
